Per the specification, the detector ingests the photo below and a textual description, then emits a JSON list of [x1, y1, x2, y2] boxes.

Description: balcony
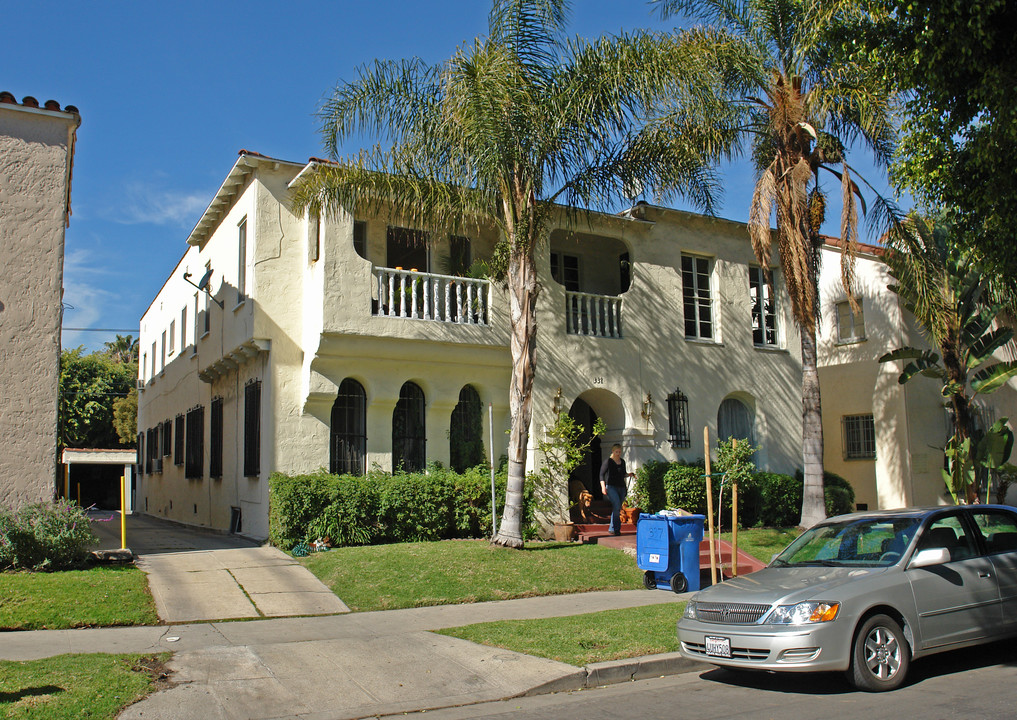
[[373, 266, 491, 325], [565, 291, 623, 338]]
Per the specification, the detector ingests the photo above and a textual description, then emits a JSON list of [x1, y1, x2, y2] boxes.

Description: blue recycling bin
[[636, 513, 705, 593]]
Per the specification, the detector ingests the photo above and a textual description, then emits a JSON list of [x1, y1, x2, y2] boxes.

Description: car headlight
[[682, 600, 697, 619], [767, 601, 840, 625]]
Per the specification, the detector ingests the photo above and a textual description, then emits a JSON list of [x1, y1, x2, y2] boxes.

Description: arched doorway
[[568, 398, 603, 499], [393, 382, 426, 471], [450, 384, 484, 472]]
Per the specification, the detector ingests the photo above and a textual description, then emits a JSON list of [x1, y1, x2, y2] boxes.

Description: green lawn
[[300, 540, 644, 611], [0, 653, 169, 720], [437, 602, 685, 666], [0, 565, 158, 631]]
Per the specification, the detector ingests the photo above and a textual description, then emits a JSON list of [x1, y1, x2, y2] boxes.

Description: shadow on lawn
[[0, 685, 65, 703]]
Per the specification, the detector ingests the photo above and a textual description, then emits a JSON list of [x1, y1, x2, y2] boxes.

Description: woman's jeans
[[606, 485, 626, 533]]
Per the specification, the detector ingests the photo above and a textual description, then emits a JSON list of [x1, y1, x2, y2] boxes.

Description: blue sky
[[5, 1, 895, 352]]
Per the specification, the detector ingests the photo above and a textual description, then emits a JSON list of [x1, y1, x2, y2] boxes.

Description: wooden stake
[[731, 439, 738, 577], [704, 426, 717, 585]]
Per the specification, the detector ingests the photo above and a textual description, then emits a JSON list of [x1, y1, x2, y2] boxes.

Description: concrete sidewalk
[[1, 591, 699, 720]]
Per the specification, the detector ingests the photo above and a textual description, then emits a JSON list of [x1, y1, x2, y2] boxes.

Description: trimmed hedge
[[0, 500, 99, 570], [632, 460, 857, 528], [269, 465, 530, 550]]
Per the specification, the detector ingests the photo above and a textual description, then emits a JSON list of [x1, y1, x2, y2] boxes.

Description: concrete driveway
[[90, 511, 348, 623]]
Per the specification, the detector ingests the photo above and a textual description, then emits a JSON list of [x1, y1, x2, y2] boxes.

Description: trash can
[[636, 513, 705, 594]]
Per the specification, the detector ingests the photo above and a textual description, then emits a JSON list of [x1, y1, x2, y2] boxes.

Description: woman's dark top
[[600, 457, 627, 488]]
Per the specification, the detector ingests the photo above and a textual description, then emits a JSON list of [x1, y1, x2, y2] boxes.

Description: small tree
[[532, 413, 605, 525], [880, 215, 1017, 503]]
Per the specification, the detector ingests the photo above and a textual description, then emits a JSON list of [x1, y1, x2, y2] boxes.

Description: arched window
[[450, 385, 484, 472], [393, 382, 426, 472], [331, 379, 367, 475], [717, 397, 754, 444]]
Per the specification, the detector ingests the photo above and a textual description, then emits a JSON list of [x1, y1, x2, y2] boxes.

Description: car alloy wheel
[[849, 613, 910, 691]]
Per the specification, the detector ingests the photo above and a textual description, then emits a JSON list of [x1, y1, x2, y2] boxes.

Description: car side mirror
[[909, 547, 950, 569]]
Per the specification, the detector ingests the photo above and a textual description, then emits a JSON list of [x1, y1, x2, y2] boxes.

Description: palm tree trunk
[[493, 241, 539, 548], [799, 323, 826, 527]]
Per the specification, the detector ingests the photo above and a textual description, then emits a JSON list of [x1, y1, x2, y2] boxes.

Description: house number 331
[[591, 377, 605, 385]]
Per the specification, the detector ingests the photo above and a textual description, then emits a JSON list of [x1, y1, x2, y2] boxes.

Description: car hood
[[693, 566, 891, 606]]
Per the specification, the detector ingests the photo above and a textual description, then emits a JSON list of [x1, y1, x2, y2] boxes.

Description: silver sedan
[[677, 505, 1017, 690]]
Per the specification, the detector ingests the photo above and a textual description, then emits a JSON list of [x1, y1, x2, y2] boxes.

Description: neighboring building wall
[[138, 153, 805, 540], [0, 94, 80, 509], [818, 242, 1017, 510]]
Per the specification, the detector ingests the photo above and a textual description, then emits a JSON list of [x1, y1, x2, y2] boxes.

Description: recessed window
[[162, 419, 172, 457], [550, 252, 581, 291], [393, 381, 426, 472], [309, 210, 321, 262], [353, 220, 368, 260], [450, 385, 484, 472], [682, 254, 714, 340], [749, 266, 778, 347], [237, 217, 248, 305], [174, 415, 184, 466], [387, 226, 428, 271], [331, 379, 367, 475], [210, 396, 223, 479], [843, 414, 875, 459], [718, 397, 754, 444], [185, 405, 204, 479], [667, 387, 691, 449], [244, 380, 261, 477], [837, 299, 865, 342], [168, 321, 175, 355]]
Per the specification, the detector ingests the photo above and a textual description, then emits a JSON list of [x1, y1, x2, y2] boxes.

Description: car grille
[[693, 602, 772, 624], [682, 640, 770, 661]]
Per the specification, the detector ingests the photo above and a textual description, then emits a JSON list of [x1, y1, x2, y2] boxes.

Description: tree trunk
[[799, 323, 826, 528], [493, 240, 539, 549]]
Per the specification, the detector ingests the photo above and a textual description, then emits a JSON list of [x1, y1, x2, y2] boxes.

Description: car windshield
[[773, 516, 923, 568]]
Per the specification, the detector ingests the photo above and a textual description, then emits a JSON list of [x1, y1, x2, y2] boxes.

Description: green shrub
[[818, 471, 856, 517], [633, 460, 669, 513], [755, 472, 802, 527], [269, 465, 527, 550], [663, 462, 708, 514], [0, 500, 98, 570]]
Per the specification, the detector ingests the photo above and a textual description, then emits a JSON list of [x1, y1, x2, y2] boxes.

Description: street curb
[[524, 652, 705, 696]]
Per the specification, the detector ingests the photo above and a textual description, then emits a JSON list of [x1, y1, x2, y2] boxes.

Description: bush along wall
[[269, 464, 529, 551], [630, 461, 857, 529], [0, 499, 99, 570]]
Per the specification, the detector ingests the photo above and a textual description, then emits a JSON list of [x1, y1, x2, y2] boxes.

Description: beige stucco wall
[[138, 157, 805, 540], [0, 103, 78, 509]]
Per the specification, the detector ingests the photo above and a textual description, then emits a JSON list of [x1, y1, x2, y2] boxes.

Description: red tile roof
[[0, 91, 79, 116]]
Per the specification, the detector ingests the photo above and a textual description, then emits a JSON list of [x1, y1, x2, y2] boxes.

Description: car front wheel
[[848, 613, 910, 691]]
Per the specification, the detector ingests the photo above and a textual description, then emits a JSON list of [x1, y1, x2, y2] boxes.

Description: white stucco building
[[0, 92, 80, 509], [137, 150, 805, 539], [818, 239, 1017, 510]]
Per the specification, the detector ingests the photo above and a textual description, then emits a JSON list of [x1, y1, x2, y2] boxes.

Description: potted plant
[[532, 411, 605, 541]]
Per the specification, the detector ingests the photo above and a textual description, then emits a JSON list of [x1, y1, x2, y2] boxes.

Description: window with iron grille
[[137, 433, 144, 472], [174, 415, 185, 465], [450, 384, 484, 472], [667, 388, 691, 448], [146, 426, 159, 474], [185, 406, 204, 479], [162, 419, 172, 457], [393, 381, 426, 472], [244, 380, 261, 477], [749, 266, 778, 347], [210, 396, 223, 479], [330, 379, 366, 475], [681, 254, 714, 339], [843, 414, 876, 459]]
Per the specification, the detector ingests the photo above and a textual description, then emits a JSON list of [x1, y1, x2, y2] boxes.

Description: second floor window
[[550, 252, 580, 291], [237, 218, 248, 305], [837, 299, 865, 342], [682, 254, 714, 340], [749, 266, 778, 347]]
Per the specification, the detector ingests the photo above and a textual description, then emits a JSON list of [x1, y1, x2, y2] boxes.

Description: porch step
[[578, 529, 768, 578]]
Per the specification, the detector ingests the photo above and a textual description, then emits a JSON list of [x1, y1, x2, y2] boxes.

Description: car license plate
[[705, 636, 731, 658]]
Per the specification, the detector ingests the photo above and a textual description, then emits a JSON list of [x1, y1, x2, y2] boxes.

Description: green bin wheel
[[643, 571, 657, 590], [670, 573, 688, 594]]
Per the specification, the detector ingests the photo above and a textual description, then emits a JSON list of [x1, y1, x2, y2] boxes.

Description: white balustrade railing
[[565, 291, 623, 338], [373, 266, 490, 325]]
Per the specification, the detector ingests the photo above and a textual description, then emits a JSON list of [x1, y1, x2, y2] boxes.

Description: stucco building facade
[[818, 240, 1017, 510], [0, 92, 80, 509], [137, 151, 805, 539]]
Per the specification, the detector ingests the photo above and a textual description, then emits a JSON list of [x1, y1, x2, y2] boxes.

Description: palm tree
[[880, 215, 1017, 504], [292, 0, 731, 547], [654, 0, 896, 527], [103, 334, 139, 365]]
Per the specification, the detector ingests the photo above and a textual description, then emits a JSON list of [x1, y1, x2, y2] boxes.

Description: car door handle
[[978, 571, 992, 578]]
